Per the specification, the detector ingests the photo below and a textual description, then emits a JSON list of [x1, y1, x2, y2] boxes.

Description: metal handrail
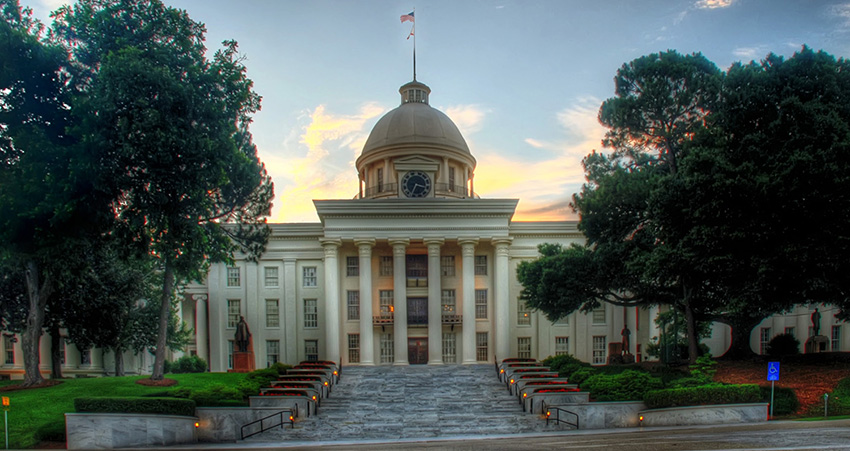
[[240, 410, 295, 439], [543, 402, 579, 429]]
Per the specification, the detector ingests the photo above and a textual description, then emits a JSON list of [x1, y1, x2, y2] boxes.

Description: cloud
[[694, 0, 734, 9], [29, 0, 67, 21], [443, 104, 488, 136], [831, 3, 850, 29], [474, 97, 605, 221], [732, 46, 764, 61], [264, 102, 386, 222]]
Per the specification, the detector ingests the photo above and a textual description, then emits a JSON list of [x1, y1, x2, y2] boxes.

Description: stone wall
[[195, 407, 295, 442], [65, 413, 197, 450], [249, 395, 315, 417], [638, 403, 769, 427], [545, 401, 646, 429], [525, 392, 590, 413]]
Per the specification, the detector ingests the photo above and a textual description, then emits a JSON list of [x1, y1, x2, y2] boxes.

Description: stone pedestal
[[805, 335, 829, 354], [230, 352, 255, 372]]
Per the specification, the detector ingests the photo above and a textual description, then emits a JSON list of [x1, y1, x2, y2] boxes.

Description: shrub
[[271, 362, 292, 375], [766, 333, 800, 356], [570, 367, 597, 385], [74, 397, 196, 417], [834, 376, 850, 396], [190, 384, 246, 407], [34, 423, 66, 443], [644, 384, 760, 409], [164, 355, 208, 374], [759, 385, 799, 416], [541, 354, 592, 380], [581, 370, 663, 401], [237, 368, 280, 398]]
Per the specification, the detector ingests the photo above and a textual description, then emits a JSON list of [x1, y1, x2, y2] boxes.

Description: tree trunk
[[114, 347, 125, 377], [684, 301, 699, 365], [719, 319, 760, 360], [22, 260, 52, 387], [150, 261, 174, 381], [49, 324, 63, 379]]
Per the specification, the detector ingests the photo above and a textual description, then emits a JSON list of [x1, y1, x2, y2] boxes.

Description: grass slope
[[0, 372, 246, 449]]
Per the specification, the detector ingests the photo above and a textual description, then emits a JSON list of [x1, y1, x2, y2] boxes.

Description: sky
[[27, 0, 850, 223]]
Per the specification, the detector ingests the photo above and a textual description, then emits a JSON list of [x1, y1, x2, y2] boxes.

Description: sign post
[[2, 396, 9, 450], [767, 362, 780, 419]]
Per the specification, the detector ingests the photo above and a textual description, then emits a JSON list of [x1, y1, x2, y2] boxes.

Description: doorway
[[408, 337, 428, 364]]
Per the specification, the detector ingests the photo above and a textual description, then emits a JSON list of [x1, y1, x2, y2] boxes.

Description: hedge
[[644, 384, 760, 409], [759, 385, 800, 416], [74, 397, 196, 417], [582, 370, 663, 401]]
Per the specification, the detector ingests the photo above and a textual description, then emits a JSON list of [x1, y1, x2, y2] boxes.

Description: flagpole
[[412, 8, 416, 81]]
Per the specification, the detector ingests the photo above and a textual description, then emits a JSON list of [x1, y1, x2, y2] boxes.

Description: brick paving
[[246, 364, 563, 443]]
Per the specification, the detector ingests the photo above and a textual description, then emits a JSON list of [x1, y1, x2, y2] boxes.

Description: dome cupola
[[355, 81, 477, 200]]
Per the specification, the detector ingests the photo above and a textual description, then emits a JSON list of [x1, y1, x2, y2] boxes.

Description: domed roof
[[360, 81, 471, 157]]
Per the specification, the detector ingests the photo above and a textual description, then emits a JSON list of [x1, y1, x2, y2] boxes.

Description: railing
[[240, 410, 295, 439], [441, 314, 462, 324], [543, 402, 579, 429], [434, 183, 470, 197], [364, 183, 399, 197], [373, 314, 394, 325]]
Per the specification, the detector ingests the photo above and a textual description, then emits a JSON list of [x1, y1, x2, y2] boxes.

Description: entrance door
[[408, 338, 428, 364]]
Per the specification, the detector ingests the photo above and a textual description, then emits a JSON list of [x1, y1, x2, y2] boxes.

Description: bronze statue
[[621, 325, 631, 354], [235, 316, 251, 352], [811, 308, 822, 337]]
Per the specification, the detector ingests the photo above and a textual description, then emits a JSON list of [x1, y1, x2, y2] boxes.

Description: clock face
[[401, 171, 431, 198]]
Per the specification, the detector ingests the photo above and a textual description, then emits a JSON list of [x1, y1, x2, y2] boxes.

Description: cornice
[[314, 198, 519, 220]]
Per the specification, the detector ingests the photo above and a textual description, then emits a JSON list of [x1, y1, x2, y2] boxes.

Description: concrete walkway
[[245, 364, 564, 443]]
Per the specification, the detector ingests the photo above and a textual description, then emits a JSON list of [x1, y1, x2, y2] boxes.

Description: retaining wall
[[638, 403, 769, 427], [65, 413, 197, 449]]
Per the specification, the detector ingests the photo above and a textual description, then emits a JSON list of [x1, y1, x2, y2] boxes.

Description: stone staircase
[[245, 364, 566, 443]]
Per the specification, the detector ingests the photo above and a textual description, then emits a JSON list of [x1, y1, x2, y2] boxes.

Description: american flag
[[400, 11, 414, 23]]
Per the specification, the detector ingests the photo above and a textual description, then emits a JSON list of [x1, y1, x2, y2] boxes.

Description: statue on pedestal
[[811, 308, 822, 337], [235, 316, 251, 352], [621, 325, 631, 355]]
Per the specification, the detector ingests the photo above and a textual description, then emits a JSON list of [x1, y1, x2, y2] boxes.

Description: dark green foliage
[[165, 355, 208, 374], [237, 368, 279, 398], [33, 422, 66, 443], [74, 397, 196, 417], [187, 384, 245, 407], [581, 370, 663, 401], [644, 384, 760, 409], [759, 386, 800, 416], [569, 367, 597, 385], [807, 376, 850, 416], [766, 333, 801, 356], [835, 376, 850, 396], [271, 362, 292, 375], [541, 354, 592, 381]]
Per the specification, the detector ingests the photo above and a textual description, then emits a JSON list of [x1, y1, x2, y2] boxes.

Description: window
[[266, 340, 280, 367], [379, 256, 393, 276], [517, 337, 532, 359], [346, 257, 359, 277], [592, 336, 606, 365], [448, 167, 455, 191], [348, 334, 360, 363], [264, 267, 279, 287], [303, 266, 317, 287], [476, 332, 489, 361], [80, 349, 91, 366], [760, 327, 771, 355], [442, 333, 457, 363], [227, 267, 240, 287], [379, 291, 394, 317], [475, 289, 488, 319], [265, 299, 279, 328], [304, 299, 318, 328], [228, 341, 234, 369], [347, 291, 360, 320], [380, 333, 394, 364], [227, 299, 240, 328], [832, 326, 841, 351], [4, 336, 13, 365], [784, 326, 795, 336], [591, 305, 606, 325], [555, 337, 569, 356], [305, 340, 318, 362], [406, 255, 427, 286], [441, 256, 455, 276], [474, 255, 487, 275], [517, 300, 531, 326], [377, 167, 384, 192], [441, 289, 456, 316]]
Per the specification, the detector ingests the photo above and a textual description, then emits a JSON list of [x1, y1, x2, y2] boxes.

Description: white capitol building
[[2, 80, 847, 378]]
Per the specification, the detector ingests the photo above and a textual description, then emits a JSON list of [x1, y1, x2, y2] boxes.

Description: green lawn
[[0, 372, 246, 449]]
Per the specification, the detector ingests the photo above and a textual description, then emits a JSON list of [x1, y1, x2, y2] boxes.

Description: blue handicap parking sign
[[767, 362, 780, 381]]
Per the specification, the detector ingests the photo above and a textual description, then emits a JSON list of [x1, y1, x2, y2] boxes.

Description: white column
[[493, 237, 513, 361], [459, 237, 479, 364], [283, 258, 297, 364], [389, 238, 410, 365], [193, 294, 209, 369], [355, 238, 376, 365], [425, 238, 445, 364], [470, 173, 475, 197], [320, 238, 342, 364]]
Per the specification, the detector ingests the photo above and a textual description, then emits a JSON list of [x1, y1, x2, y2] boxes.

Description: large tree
[[51, 0, 273, 380]]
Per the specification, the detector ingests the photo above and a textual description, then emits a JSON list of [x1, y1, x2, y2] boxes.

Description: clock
[[401, 170, 431, 198]]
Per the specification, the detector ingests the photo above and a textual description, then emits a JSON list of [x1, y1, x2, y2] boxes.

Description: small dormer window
[[404, 89, 428, 104]]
